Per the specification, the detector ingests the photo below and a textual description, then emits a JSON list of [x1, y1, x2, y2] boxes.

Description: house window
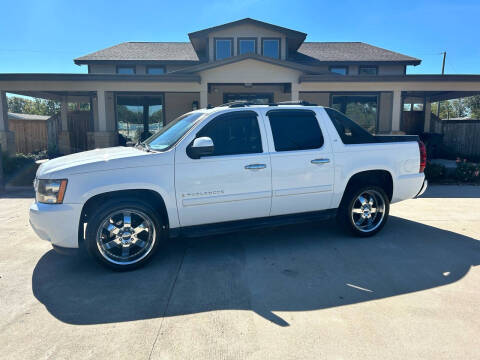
[[146, 66, 165, 75], [358, 66, 378, 75], [238, 38, 256, 55], [330, 66, 348, 75], [116, 94, 164, 143], [262, 38, 280, 59], [331, 94, 378, 134], [116, 66, 136, 74], [215, 38, 233, 60], [413, 103, 424, 111]]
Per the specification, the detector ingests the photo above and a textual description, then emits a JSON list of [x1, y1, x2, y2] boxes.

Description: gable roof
[[292, 42, 421, 65], [74, 42, 200, 64], [188, 18, 306, 40]]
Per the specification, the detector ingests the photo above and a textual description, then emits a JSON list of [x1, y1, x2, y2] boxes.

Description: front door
[[175, 110, 271, 227], [263, 109, 335, 216]]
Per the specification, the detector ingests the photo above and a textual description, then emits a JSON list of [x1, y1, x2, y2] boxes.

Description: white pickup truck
[[29, 103, 427, 270]]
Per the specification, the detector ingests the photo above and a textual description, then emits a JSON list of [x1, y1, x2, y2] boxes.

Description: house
[[0, 18, 479, 154]]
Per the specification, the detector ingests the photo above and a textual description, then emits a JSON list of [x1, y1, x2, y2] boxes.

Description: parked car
[[29, 103, 427, 270]]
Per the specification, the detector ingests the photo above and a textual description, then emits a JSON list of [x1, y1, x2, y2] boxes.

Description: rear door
[[174, 110, 272, 227], [263, 108, 334, 216]]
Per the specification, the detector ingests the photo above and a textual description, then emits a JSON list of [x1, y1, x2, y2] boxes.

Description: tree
[[465, 95, 480, 119], [7, 96, 60, 116]]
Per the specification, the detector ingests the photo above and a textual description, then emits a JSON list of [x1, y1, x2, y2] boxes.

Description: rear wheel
[[85, 198, 163, 270], [339, 185, 390, 237]]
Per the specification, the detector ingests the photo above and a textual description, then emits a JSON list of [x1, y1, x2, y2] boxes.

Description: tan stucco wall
[[199, 58, 302, 84], [89, 64, 116, 74], [208, 24, 287, 60], [378, 65, 405, 75], [164, 92, 200, 123]]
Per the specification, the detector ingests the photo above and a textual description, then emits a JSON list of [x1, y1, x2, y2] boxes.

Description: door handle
[[245, 164, 267, 170], [311, 158, 330, 165]]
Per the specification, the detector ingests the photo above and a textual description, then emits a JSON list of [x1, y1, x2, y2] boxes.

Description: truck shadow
[[32, 216, 480, 327]]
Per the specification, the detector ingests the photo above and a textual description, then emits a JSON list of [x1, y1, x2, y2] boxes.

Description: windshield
[[144, 112, 205, 151]]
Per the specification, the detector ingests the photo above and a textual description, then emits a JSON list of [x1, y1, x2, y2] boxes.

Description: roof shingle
[[74, 42, 199, 63], [74, 41, 420, 65], [293, 42, 420, 64]]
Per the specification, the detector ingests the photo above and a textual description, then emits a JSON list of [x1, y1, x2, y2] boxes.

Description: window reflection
[[331, 94, 378, 134], [116, 95, 164, 143]]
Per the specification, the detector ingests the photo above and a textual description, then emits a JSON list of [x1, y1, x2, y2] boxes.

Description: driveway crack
[[147, 241, 188, 360]]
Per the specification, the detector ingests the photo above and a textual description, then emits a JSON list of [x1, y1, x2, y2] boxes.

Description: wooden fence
[[8, 115, 58, 154], [431, 118, 480, 157]]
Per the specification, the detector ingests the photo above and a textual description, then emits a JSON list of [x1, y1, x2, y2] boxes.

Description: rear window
[[267, 110, 324, 152], [324, 108, 375, 144]]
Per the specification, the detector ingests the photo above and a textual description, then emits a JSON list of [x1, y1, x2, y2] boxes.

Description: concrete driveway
[[0, 185, 479, 359]]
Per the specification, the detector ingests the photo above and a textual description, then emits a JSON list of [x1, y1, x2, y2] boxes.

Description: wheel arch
[[78, 189, 169, 246], [340, 169, 394, 207]]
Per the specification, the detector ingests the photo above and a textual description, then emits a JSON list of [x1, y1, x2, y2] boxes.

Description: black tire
[[84, 197, 164, 271], [338, 185, 390, 237]]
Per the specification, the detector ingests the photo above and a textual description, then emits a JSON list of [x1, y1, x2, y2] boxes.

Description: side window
[[267, 110, 324, 152], [196, 112, 262, 156], [324, 108, 375, 144]]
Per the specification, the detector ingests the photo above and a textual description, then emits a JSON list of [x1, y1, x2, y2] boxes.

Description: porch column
[[97, 90, 107, 131], [291, 82, 300, 102], [0, 91, 16, 154], [200, 82, 208, 109], [424, 101, 432, 132], [391, 90, 402, 133], [89, 90, 117, 149], [58, 96, 71, 154]]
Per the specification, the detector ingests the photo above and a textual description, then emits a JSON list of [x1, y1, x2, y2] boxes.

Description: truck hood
[[36, 147, 152, 178]]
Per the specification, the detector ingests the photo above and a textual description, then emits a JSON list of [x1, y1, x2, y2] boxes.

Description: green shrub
[[455, 160, 480, 183], [1, 151, 48, 176], [424, 162, 446, 182]]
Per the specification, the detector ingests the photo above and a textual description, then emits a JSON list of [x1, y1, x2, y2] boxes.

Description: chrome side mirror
[[188, 136, 214, 159]]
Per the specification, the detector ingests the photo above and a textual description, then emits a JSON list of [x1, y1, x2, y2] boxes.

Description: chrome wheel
[[96, 209, 156, 265], [350, 189, 386, 233]]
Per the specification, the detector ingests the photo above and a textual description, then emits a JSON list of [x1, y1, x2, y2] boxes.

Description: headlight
[[36, 179, 68, 204]]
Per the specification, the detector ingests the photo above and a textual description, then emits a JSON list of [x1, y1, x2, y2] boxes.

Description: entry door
[[175, 111, 271, 227], [264, 109, 334, 216]]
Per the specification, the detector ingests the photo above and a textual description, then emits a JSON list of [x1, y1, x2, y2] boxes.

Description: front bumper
[[29, 201, 83, 248]]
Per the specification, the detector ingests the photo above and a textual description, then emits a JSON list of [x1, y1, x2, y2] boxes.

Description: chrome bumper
[[415, 179, 428, 198]]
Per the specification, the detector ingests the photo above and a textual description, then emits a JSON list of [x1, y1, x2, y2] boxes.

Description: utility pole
[[436, 51, 447, 118]]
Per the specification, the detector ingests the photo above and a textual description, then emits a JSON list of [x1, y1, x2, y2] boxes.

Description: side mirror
[[187, 136, 214, 159]]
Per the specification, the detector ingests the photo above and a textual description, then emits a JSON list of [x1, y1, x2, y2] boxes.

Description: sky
[[0, 0, 479, 75]]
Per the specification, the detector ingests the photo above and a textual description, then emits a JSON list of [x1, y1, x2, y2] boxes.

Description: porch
[[1, 73, 480, 156]]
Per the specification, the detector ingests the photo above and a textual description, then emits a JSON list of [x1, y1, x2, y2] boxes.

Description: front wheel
[[84, 198, 163, 271], [339, 185, 390, 237]]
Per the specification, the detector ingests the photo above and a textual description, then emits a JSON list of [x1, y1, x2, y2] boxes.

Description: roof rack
[[211, 100, 317, 109]]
